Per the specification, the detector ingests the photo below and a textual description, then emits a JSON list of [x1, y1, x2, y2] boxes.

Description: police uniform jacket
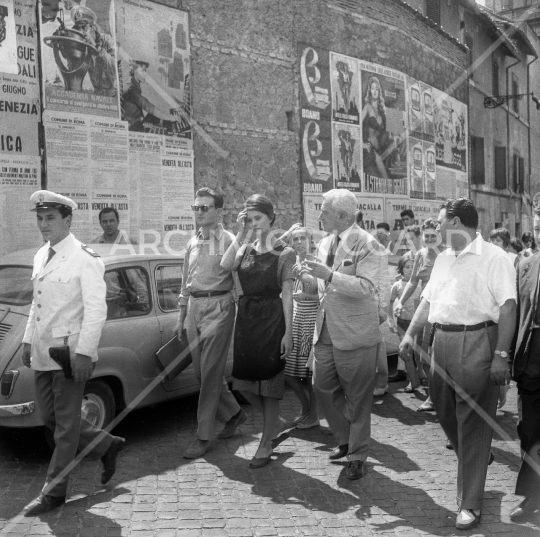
[[22, 233, 107, 371]]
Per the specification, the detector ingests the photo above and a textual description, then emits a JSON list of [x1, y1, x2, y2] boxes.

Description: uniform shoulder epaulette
[[81, 244, 100, 257]]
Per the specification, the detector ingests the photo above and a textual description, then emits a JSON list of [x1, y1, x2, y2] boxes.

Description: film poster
[[116, 0, 191, 141], [0, 1, 42, 256], [332, 123, 361, 192], [433, 88, 467, 172], [359, 61, 408, 197], [39, 0, 120, 117], [330, 52, 360, 125], [0, 0, 17, 73], [299, 44, 333, 195]]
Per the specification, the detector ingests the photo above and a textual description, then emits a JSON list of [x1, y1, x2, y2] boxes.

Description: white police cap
[[30, 190, 78, 212]]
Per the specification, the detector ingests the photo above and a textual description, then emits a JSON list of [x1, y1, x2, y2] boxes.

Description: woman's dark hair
[[489, 227, 511, 248], [440, 198, 478, 229], [522, 231, 536, 250], [406, 224, 421, 237], [422, 218, 438, 231], [510, 238, 524, 253], [397, 254, 413, 276], [245, 194, 275, 225], [196, 187, 224, 209]]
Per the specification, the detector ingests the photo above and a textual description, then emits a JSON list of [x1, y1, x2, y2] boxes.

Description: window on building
[[519, 156, 525, 193], [513, 152, 519, 191], [465, 33, 474, 79], [492, 58, 499, 97], [494, 146, 507, 189], [426, 0, 441, 25], [512, 73, 519, 113], [471, 136, 486, 184]]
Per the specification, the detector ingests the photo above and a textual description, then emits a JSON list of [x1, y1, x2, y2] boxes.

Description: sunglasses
[[191, 205, 215, 212]]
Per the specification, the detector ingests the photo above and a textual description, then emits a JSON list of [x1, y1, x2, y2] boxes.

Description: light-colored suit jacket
[[313, 223, 388, 351], [23, 234, 107, 370]]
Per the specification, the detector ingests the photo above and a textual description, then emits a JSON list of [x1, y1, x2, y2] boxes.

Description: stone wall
[[174, 0, 467, 230]]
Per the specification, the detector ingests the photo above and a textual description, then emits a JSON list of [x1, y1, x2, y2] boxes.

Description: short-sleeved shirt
[[179, 225, 235, 306], [422, 234, 516, 325]]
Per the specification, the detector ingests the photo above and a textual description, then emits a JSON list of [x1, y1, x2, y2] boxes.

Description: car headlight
[[1, 370, 19, 399]]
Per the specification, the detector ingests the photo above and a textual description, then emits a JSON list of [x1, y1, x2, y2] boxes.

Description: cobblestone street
[[1, 381, 539, 537]]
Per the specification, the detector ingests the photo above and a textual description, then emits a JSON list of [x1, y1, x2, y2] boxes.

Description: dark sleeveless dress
[[232, 243, 295, 399]]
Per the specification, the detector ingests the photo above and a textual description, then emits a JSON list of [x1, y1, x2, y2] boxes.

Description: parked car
[[0, 245, 399, 432], [0, 245, 222, 430]]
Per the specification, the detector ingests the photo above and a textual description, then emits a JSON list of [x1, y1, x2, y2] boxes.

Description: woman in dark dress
[[221, 195, 295, 468]]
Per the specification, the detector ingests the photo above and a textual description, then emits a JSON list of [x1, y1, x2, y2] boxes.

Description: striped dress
[[285, 275, 319, 378]]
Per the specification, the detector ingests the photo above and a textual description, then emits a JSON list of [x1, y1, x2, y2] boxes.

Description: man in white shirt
[[399, 198, 516, 530]]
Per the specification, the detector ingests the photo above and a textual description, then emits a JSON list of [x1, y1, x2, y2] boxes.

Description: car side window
[[104, 267, 152, 320], [156, 264, 182, 312]]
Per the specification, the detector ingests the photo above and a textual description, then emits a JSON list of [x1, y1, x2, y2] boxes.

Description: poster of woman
[[330, 52, 360, 125], [360, 62, 408, 196]]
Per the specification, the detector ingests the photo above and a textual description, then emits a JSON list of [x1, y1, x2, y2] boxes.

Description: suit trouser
[[515, 329, 540, 499], [313, 320, 377, 461], [185, 292, 240, 440], [429, 325, 498, 510], [35, 370, 114, 498]]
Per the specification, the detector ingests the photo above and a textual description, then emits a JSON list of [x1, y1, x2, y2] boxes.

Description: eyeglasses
[[191, 205, 215, 212]]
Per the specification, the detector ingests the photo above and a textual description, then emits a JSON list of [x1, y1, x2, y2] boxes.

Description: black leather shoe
[[24, 494, 65, 516], [345, 460, 366, 480], [446, 439, 454, 450], [509, 497, 538, 523], [101, 436, 125, 484], [388, 370, 407, 382], [329, 444, 348, 460]]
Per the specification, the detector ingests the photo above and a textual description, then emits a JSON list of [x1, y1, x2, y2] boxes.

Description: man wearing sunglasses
[[178, 188, 246, 459]]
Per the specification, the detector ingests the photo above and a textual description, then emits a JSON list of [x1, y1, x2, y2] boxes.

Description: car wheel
[[82, 380, 116, 429]]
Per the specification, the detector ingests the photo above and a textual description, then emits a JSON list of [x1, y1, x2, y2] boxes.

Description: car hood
[[0, 306, 29, 374]]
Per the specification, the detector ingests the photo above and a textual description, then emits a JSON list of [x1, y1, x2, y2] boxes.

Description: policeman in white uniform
[[22, 190, 125, 516]]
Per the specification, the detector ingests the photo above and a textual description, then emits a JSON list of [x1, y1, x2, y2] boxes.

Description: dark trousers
[[35, 370, 114, 497], [430, 325, 499, 510], [515, 329, 540, 499]]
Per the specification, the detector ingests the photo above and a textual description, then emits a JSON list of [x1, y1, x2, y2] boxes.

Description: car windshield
[[0, 266, 34, 305]]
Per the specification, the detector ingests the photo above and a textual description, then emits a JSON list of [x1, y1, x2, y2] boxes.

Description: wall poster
[[298, 44, 468, 245]]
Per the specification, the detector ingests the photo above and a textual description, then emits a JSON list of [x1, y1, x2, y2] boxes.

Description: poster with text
[[0, 0, 40, 158], [0, 0, 17, 73], [302, 193, 325, 240], [0, 154, 41, 257], [330, 52, 360, 125], [332, 123, 361, 192], [433, 89, 467, 172], [116, 0, 191, 141], [359, 61, 408, 197], [421, 83, 435, 141], [40, 0, 120, 117], [355, 195, 384, 233], [299, 44, 333, 194], [424, 141, 436, 200], [409, 136, 424, 199], [407, 78, 422, 137]]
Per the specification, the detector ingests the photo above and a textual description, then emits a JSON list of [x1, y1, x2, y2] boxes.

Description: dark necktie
[[45, 247, 56, 266], [326, 235, 340, 268]]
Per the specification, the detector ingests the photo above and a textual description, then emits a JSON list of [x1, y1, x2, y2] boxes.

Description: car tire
[[82, 380, 116, 430]]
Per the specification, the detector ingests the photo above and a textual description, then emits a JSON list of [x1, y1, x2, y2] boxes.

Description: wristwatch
[[495, 350, 509, 359]]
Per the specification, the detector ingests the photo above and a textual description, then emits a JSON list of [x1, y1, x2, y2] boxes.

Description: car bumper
[[0, 401, 35, 417]]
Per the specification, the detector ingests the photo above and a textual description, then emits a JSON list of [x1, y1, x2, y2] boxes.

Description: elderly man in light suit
[[304, 189, 388, 480]]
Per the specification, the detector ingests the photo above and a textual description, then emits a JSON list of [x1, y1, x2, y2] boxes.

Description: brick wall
[[177, 0, 467, 229]]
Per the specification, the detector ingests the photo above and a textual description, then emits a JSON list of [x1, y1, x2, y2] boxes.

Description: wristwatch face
[[497, 351, 508, 358]]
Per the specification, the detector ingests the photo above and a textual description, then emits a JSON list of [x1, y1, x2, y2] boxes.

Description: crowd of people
[[19, 187, 540, 532]]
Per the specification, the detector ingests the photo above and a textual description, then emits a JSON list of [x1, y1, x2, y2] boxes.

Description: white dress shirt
[[422, 234, 516, 325]]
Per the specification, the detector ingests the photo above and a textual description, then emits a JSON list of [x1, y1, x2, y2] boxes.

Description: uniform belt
[[433, 320, 496, 332], [191, 290, 229, 298]]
